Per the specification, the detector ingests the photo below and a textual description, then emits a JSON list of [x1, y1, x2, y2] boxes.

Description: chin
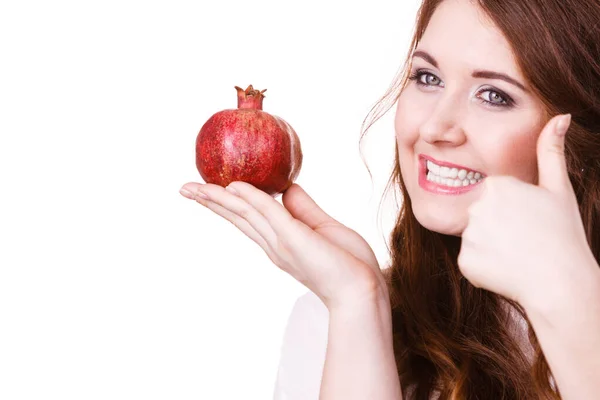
[[412, 201, 466, 237]]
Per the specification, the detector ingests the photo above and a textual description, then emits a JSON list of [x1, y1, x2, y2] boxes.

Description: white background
[[0, 0, 420, 398]]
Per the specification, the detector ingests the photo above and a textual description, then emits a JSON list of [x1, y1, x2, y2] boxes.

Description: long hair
[[360, 0, 600, 398]]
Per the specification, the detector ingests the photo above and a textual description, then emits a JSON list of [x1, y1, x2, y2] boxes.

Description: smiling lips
[[418, 154, 486, 195]]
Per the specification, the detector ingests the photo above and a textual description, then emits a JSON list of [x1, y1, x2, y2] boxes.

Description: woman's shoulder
[[273, 290, 329, 400]]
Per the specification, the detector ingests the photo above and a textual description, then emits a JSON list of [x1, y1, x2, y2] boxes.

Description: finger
[[225, 181, 296, 236], [281, 184, 338, 229], [185, 186, 271, 251], [456, 245, 481, 288], [183, 182, 278, 247], [466, 193, 484, 219], [467, 175, 507, 218], [536, 113, 574, 195]]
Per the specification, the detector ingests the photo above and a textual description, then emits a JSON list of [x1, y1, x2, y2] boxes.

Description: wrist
[[324, 267, 390, 310], [522, 255, 600, 326], [327, 283, 395, 347], [327, 279, 390, 315]]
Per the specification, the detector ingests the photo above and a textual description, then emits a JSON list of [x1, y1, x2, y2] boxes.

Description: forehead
[[418, 0, 521, 77]]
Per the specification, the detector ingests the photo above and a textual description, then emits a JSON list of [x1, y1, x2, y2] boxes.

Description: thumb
[[282, 184, 337, 229], [536, 113, 573, 194]]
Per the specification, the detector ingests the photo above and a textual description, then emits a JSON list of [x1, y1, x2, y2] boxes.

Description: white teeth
[[425, 159, 485, 188], [426, 171, 483, 188], [427, 160, 483, 181]]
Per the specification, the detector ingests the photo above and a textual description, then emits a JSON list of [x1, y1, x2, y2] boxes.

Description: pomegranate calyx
[[234, 84, 267, 110]]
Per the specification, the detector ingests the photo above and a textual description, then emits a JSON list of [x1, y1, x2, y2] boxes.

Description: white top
[[272, 290, 534, 400], [273, 290, 329, 400]]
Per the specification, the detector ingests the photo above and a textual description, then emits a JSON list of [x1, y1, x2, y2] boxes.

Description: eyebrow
[[412, 50, 528, 92]]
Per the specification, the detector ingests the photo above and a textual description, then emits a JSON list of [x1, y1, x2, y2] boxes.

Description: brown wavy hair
[[359, 0, 600, 398]]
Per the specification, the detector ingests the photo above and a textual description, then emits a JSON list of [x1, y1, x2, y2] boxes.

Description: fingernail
[[179, 187, 195, 199], [556, 114, 571, 136], [180, 185, 209, 200]]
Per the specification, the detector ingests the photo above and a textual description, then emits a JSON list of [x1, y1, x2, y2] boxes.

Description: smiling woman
[[370, 0, 600, 398], [180, 0, 600, 398], [269, 0, 600, 398]]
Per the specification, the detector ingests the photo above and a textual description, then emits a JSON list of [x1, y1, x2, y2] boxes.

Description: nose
[[419, 91, 466, 146]]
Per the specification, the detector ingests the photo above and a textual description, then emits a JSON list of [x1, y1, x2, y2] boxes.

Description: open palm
[[180, 182, 385, 309]]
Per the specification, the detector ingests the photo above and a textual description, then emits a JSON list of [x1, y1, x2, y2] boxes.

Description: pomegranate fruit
[[195, 85, 303, 196]]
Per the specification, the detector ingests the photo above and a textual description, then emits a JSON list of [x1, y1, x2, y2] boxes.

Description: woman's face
[[395, 0, 547, 236]]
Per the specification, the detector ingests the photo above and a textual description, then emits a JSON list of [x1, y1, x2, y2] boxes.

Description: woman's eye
[[421, 72, 440, 86], [480, 89, 507, 105], [408, 70, 444, 87]]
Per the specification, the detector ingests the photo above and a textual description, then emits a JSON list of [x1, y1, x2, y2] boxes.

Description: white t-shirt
[[272, 290, 534, 400]]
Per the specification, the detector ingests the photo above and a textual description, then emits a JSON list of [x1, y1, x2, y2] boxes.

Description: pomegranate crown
[[234, 84, 267, 110]]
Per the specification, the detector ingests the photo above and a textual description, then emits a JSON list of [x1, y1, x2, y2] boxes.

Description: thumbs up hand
[[458, 114, 595, 307]]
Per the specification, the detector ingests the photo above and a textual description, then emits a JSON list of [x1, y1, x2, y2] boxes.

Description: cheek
[[485, 129, 540, 182], [394, 92, 426, 146], [394, 94, 428, 190]]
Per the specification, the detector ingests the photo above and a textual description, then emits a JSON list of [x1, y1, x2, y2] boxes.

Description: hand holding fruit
[[179, 182, 386, 310], [183, 85, 384, 309]]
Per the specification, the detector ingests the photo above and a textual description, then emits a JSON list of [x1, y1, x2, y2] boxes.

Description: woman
[[179, 0, 600, 398]]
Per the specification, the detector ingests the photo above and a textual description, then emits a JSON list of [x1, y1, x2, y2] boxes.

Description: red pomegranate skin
[[195, 85, 303, 196]]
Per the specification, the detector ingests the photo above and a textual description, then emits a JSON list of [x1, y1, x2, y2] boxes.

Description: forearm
[[524, 256, 600, 399], [319, 286, 402, 400]]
